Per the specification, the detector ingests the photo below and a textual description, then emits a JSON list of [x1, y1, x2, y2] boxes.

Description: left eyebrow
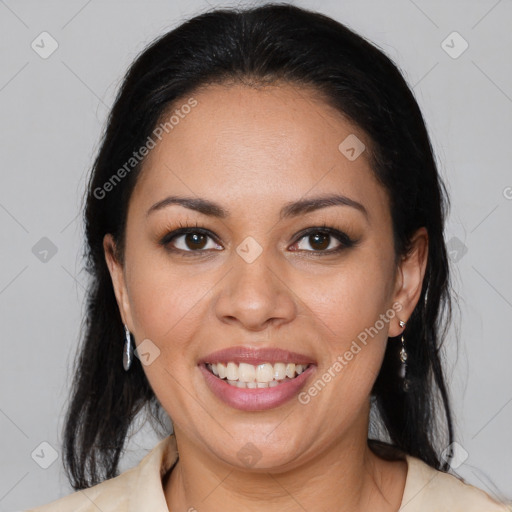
[[146, 193, 369, 221], [279, 194, 369, 221]]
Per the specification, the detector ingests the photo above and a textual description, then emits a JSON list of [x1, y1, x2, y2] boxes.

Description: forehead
[[132, 82, 389, 221]]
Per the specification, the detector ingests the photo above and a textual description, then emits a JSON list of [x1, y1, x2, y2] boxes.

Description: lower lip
[[199, 364, 315, 411]]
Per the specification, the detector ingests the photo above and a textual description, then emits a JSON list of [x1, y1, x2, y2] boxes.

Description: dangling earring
[[398, 319, 410, 392], [123, 324, 134, 371]]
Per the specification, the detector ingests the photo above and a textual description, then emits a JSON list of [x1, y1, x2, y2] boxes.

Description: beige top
[[28, 435, 511, 511]]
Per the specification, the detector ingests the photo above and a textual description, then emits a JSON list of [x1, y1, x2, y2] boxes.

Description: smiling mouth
[[205, 362, 312, 389]]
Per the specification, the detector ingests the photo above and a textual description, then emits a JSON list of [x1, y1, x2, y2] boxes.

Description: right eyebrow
[[146, 196, 228, 218]]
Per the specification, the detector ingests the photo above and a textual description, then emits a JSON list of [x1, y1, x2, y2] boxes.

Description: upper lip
[[198, 346, 316, 366]]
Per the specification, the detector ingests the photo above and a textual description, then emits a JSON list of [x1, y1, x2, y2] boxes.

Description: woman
[[29, 3, 510, 511]]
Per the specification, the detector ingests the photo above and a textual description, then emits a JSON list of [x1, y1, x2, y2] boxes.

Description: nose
[[213, 247, 297, 333]]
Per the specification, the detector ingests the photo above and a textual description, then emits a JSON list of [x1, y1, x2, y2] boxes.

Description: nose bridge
[[214, 238, 296, 330], [234, 241, 277, 293]]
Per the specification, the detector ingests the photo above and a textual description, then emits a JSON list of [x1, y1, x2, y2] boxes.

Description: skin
[[104, 82, 428, 511]]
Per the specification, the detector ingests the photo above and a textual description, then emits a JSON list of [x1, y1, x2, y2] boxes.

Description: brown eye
[[290, 227, 356, 253], [160, 228, 223, 254], [183, 232, 208, 250], [307, 232, 331, 251]]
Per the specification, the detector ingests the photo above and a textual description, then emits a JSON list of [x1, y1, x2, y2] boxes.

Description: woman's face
[[105, 82, 427, 470]]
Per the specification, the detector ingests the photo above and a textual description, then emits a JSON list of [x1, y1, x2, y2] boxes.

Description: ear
[[103, 233, 134, 331], [388, 227, 429, 337]]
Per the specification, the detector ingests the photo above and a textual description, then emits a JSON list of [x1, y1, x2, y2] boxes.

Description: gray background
[[0, 0, 511, 510]]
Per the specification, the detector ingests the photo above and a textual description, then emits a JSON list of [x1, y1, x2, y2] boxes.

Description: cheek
[[302, 252, 394, 342], [296, 249, 395, 403], [125, 246, 212, 350], [124, 257, 210, 414]]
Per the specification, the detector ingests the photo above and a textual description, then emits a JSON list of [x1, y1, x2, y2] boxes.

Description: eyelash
[[158, 221, 358, 257]]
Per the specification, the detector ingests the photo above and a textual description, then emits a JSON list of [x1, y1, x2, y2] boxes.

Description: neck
[[164, 409, 406, 511]]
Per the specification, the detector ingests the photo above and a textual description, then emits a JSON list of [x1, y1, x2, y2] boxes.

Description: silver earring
[[398, 319, 410, 391], [123, 324, 134, 371]]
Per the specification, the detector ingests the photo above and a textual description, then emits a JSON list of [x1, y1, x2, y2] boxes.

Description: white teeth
[[273, 362, 286, 380], [285, 363, 296, 379], [238, 362, 256, 383], [206, 361, 310, 387], [256, 363, 274, 383], [226, 362, 238, 381]]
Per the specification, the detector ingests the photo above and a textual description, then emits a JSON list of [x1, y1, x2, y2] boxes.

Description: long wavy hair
[[64, 2, 454, 489]]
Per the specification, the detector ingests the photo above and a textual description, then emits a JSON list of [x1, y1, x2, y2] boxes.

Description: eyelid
[[289, 225, 356, 253], [159, 226, 223, 253], [158, 222, 357, 256]]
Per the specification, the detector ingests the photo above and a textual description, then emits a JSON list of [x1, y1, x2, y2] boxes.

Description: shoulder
[[26, 467, 136, 512], [401, 454, 512, 512], [27, 435, 178, 512]]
